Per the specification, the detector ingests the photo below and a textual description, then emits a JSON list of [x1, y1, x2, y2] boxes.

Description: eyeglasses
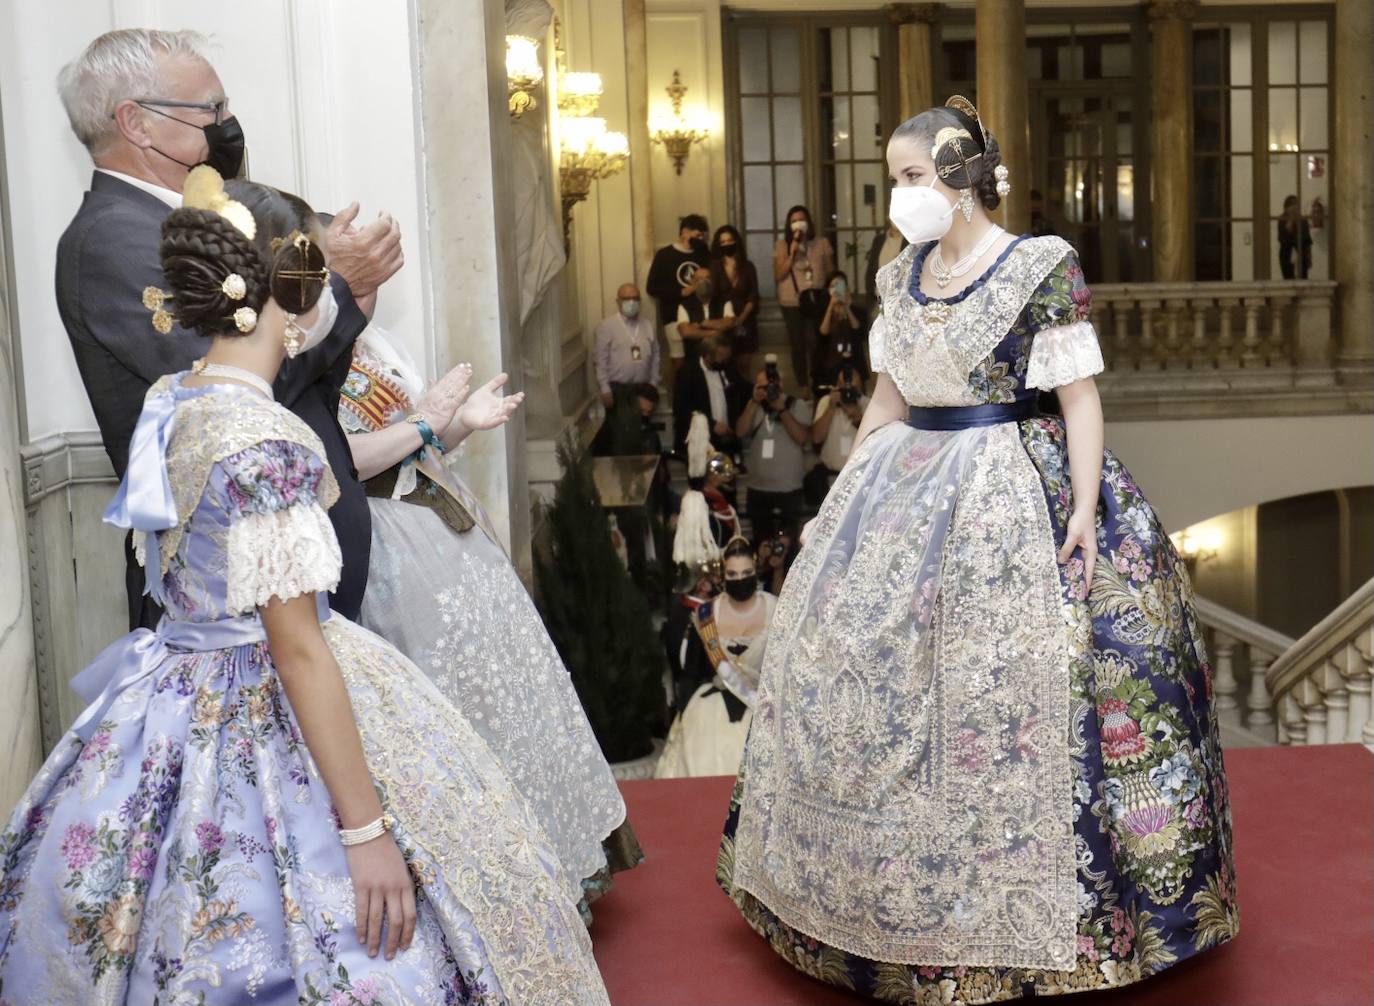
[[134, 97, 230, 125]]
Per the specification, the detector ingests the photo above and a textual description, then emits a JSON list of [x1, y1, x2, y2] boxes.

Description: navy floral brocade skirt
[[717, 415, 1239, 1005]]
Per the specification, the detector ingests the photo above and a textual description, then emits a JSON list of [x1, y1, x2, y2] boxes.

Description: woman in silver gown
[[338, 325, 639, 906]]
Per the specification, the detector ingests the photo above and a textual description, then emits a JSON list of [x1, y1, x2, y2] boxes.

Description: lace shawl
[[139, 378, 340, 580]]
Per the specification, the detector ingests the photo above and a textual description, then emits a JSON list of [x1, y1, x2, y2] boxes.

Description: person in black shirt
[[647, 213, 711, 365], [1277, 195, 1313, 279]]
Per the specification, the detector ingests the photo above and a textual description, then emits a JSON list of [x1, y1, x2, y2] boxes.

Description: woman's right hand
[[416, 364, 471, 432], [799, 516, 819, 547], [345, 834, 418, 960]]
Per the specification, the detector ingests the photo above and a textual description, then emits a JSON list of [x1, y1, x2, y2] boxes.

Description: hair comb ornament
[[945, 95, 988, 148], [273, 230, 331, 304], [142, 286, 175, 334], [221, 274, 247, 301], [181, 165, 257, 240]]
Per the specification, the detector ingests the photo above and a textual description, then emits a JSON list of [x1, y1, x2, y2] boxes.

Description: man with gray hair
[[54, 29, 403, 627]]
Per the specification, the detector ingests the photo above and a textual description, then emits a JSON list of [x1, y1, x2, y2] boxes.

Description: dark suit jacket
[[55, 171, 372, 627], [672, 357, 746, 457]]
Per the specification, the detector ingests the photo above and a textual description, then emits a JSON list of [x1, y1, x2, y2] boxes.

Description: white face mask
[[296, 283, 338, 354], [888, 176, 955, 244]]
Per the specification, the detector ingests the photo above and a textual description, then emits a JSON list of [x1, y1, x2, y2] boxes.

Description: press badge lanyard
[[622, 316, 645, 361]]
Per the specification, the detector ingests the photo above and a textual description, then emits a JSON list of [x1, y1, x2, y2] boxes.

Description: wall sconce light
[[559, 116, 629, 248], [650, 70, 711, 175], [1172, 528, 1221, 571], [559, 71, 604, 118], [506, 35, 544, 119]]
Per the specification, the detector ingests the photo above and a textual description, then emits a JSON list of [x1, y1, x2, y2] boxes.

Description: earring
[[958, 188, 975, 223], [283, 315, 303, 358], [994, 164, 1011, 199]]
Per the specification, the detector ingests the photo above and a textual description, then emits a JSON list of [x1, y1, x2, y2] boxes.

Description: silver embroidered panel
[[874, 237, 1072, 407], [732, 418, 1078, 969]]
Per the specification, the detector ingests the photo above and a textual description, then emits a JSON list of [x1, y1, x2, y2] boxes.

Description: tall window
[[734, 24, 806, 300], [819, 26, 887, 298], [726, 16, 897, 302], [1193, 14, 1332, 281]]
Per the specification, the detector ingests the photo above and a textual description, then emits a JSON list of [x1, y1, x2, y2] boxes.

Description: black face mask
[[689, 237, 709, 255], [723, 576, 758, 602], [148, 110, 247, 179], [719, 245, 739, 258]]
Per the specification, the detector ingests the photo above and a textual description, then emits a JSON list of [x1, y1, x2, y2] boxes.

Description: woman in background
[[772, 205, 835, 391], [710, 225, 761, 373]]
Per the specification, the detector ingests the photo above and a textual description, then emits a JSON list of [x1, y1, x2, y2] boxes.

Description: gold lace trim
[[874, 237, 1072, 406], [733, 423, 1077, 969], [146, 377, 340, 577], [324, 619, 611, 1006]]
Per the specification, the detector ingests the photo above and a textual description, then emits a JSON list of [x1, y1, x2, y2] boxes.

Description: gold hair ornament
[[233, 306, 259, 333], [272, 231, 331, 305], [221, 274, 247, 300], [143, 285, 175, 333], [181, 165, 257, 240]]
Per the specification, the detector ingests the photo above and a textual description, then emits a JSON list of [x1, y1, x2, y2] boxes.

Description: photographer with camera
[[806, 353, 869, 504], [756, 522, 799, 597], [735, 353, 813, 547], [817, 270, 868, 382]]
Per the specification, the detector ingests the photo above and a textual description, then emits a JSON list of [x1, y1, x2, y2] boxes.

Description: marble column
[[1147, 0, 1197, 282], [975, 0, 1031, 234], [888, 4, 940, 123], [1333, 0, 1374, 373], [0, 143, 43, 811], [413, 0, 533, 575], [624, 0, 656, 297]]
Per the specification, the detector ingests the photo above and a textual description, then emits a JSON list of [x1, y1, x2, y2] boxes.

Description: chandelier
[[650, 70, 711, 175]]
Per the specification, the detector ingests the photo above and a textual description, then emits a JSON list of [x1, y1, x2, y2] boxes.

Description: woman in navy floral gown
[[718, 100, 1238, 1004]]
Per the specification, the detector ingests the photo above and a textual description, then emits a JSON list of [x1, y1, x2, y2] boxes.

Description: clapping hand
[[458, 373, 525, 433], [327, 204, 404, 299], [416, 363, 472, 432]]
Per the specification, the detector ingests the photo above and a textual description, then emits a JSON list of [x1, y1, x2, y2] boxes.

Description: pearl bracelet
[[339, 814, 393, 847]]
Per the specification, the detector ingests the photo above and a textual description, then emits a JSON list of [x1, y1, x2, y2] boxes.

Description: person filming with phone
[[735, 352, 812, 546]]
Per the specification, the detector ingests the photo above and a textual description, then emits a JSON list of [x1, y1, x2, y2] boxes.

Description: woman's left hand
[[1057, 505, 1098, 587], [457, 373, 525, 432]]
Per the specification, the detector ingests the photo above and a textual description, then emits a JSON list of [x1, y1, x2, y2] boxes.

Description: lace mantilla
[[142, 377, 340, 578], [875, 236, 1072, 406], [324, 619, 611, 1006], [225, 504, 342, 614], [732, 420, 1078, 969], [1026, 319, 1105, 391]]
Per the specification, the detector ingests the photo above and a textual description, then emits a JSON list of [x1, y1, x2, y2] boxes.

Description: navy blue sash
[[906, 398, 1040, 431]]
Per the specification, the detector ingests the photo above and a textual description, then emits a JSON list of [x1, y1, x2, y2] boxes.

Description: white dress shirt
[[96, 168, 182, 208]]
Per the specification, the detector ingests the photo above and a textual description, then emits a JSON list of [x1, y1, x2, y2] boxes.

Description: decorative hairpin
[[945, 95, 988, 147], [272, 230, 331, 302], [182, 165, 256, 240], [221, 274, 247, 300], [994, 164, 1011, 198], [143, 286, 175, 333], [233, 307, 258, 332]]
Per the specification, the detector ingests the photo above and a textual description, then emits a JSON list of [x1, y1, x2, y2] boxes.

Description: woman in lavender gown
[[0, 168, 608, 1006]]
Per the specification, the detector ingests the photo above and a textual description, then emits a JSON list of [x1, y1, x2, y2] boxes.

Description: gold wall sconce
[[559, 71, 604, 118], [650, 70, 711, 175], [1172, 528, 1222, 572], [506, 35, 544, 119], [559, 116, 629, 248]]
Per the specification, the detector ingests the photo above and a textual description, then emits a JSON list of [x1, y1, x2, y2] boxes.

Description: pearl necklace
[[191, 359, 274, 400], [930, 224, 1004, 289]]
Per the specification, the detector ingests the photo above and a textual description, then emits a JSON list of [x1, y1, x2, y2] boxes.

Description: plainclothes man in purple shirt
[[594, 283, 660, 406]]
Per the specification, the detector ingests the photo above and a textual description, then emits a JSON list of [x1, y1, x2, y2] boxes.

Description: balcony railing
[[1086, 280, 1369, 419]]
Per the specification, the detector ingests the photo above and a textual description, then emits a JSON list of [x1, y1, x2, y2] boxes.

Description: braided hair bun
[[157, 179, 324, 338], [893, 104, 1004, 210]]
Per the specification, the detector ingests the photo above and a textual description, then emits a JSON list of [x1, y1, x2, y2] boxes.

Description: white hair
[[57, 29, 213, 156]]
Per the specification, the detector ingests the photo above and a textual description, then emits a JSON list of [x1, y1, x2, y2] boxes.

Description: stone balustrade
[[1087, 280, 1370, 419], [1193, 596, 1293, 743], [1266, 578, 1374, 749]]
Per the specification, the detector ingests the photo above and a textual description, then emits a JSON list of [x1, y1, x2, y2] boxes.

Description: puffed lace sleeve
[[212, 439, 342, 614], [869, 312, 888, 374], [1025, 249, 1105, 391]]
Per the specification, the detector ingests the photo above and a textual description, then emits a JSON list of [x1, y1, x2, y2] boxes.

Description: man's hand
[[601, 390, 615, 408], [712, 420, 730, 437], [327, 203, 404, 299]]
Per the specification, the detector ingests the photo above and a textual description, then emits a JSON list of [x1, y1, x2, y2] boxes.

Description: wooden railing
[[1266, 578, 1374, 748]]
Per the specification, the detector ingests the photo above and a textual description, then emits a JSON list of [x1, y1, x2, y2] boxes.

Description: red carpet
[[591, 745, 1374, 1006]]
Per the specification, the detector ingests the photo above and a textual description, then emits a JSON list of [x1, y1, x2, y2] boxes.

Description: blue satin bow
[[103, 388, 180, 599]]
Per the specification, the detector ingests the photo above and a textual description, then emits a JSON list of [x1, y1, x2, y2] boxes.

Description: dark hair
[[782, 205, 815, 241], [634, 382, 660, 404], [711, 224, 747, 260], [825, 269, 850, 287], [892, 104, 1004, 211], [723, 537, 756, 564], [679, 213, 709, 235], [701, 330, 734, 356], [159, 180, 325, 338], [1283, 194, 1300, 210]]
